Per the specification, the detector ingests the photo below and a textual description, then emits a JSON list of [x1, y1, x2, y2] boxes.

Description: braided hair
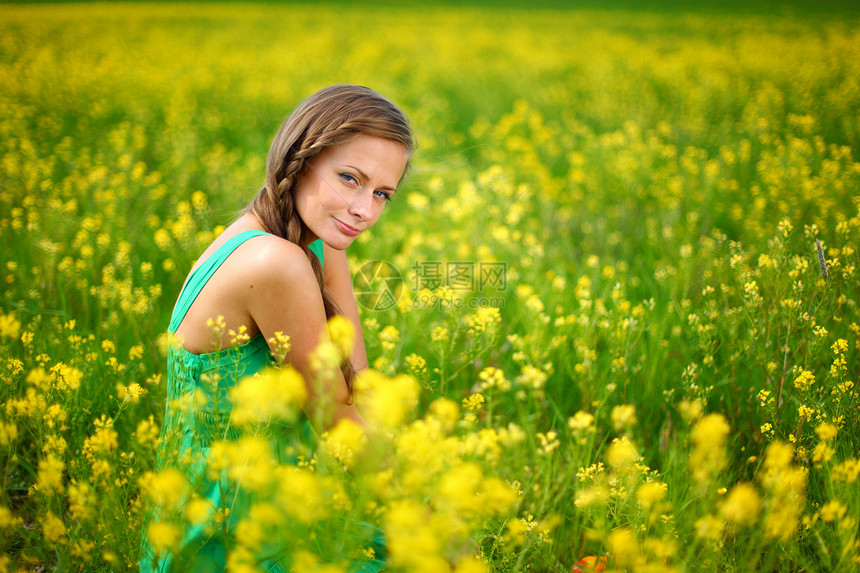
[[247, 85, 414, 395]]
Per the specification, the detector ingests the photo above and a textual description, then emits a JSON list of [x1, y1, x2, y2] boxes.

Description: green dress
[[139, 230, 385, 572]]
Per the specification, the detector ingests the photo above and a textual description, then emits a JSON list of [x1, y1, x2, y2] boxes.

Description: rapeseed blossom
[[230, 366, 306, 426], [690, 414, 730, 487], [721, 483, 762, 527], [209, 436, 276, 492], [321, 418, 366, 468], [36, 453, 65, 495], [67, 481, 95, 521], [355, 370, 419, 429], [607, 436, 639, 471], [41, 511, 66, 545], [147, 522, 180, 554], [568, 411, 596, 435], [516, 365, 548, 392], [477, 366, 510, 392], [0, 313, 21, 339], [427, 397, 459, 433], [636, 480, 668, 510], [759, 442, 807, 541], [611, 404, 637, 432], [139, 468, 188, 510], [327, 315, 356, 359]]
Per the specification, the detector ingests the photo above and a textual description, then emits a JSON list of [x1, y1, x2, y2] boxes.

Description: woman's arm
[[245, 238, 364, 431], [323, 244, 370, 373]]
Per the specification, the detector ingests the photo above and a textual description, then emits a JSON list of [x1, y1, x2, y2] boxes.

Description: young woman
[[140, 85, 414, 572]]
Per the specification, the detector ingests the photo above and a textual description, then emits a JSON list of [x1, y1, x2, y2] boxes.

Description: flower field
[[1, 1, 859, 571]]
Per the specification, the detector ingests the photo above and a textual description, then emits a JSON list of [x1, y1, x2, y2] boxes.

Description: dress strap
[[168, 230, 269, 333]]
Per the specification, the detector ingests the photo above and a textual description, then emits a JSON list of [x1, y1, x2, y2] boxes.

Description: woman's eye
[[340, 173, 358, 185], [374, 190, 392, 202]]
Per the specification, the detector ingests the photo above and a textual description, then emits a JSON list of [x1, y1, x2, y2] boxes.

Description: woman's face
[[294, 134, 408, 250]]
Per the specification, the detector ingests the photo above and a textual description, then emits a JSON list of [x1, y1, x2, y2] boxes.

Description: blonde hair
[[247, 85, 414, 394]]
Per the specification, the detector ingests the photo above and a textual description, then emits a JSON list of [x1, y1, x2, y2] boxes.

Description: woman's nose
[[347, 192, 373, 220]]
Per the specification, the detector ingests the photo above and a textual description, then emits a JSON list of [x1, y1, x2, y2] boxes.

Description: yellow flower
[[505, 518, 529, 545], [139, 468, 188, 510], [832, 458, 860, 483], [385, 499, 447, 572], [694, 514, 724, 541], [275, 466, 329, 525], [0, 506, 23, 529], [0, 313, 21, 339], [759, 441, 806, 541], [191, 190, 208, 210], [356, 370, 419, 429], [793, 369, 815, 392], [611, 404, 637, 432], [608, 527, 638, 562], [0, 422, 18, 447], [209, 436, 276, 492], [37, 453, 65, 495], [26, 368, 52, 392], [267, 331, 291, 363], [477, 366, 510, 391], [154, 228, 172, 250], [721, 483, 761, 527], [327, 315, 355, 359], [497, 422, 526, 447], [480, 477, 517, 515], [405, 353, 428, 378], [820, 500, 847, 523], [67, 481, 95, 521], [147, 522, 180, 554], [230, 366, 307, 426], [637, 481, 667, 510], [517, 365, 548, 391], [689, 413, 730, 486], [82, 416, 118, 459], [455, 557, 488, 573], [117, 382, 146, 403], [815, 422, 838, 442], [575, 484, 610, 508], [310, 341, 342, 379], [379, 325, 400, 351], [466, 307, 502, 334], [536, 431, 560, 455], [567, 411, 595, 434], [235, 503, 282, 551], [185, 498, 212, 525], [435, 462, 484, 514], [71, 539, 96, 561], [49, 363, 82, 391], [812, 442, 835, 464], [606, 437, 639, 470], [135, 415, 160, 446], [41, 511, 66, 544], [321, 417, 366, 468], [431, 327, 449, 343], [462, 393, 485, 412], [427, 398, 459, 433]]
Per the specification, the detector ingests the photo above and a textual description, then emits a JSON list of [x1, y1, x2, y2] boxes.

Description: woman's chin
[[321, 235, 356, 251]]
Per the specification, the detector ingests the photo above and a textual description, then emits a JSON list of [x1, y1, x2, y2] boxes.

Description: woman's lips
[[333, 217, 361, 236]]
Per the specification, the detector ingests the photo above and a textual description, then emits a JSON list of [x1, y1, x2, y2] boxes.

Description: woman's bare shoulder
[[237, 234, 318, 285]]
